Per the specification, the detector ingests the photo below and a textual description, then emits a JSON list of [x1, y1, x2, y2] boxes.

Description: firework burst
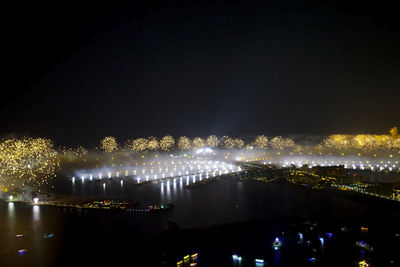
[[0, 138, 60, 190], [253, 135, 268, 149], [100, 137, 118, 152], [160, 135, 175, 151], [177, 136, 191, 150], [206, 135, 220, 148], [192, 137, 205, 148]]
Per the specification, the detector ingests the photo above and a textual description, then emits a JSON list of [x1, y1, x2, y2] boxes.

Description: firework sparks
[[206, 135, 220, 148], [253, 135, 268, 149], [270, 136, 295, 150], [100, 137, 118, 153], [322, 131, 400, 152], [128, 138, 149, 152], [192, 137, 205, 148], [0, 138, 60, 190], [221, 136, 236, 149], [160, 135, 175, 151], [147, 136, 159, 151], [177, 136, 191, 150], [234, 138, 245, 148]]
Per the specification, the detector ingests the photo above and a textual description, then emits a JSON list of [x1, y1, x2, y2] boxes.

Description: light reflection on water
[[60, 171, 400, 230], [33, 205, 40, 221], [8, 202, 14, 218], [165, 180, 171, 201], [7, 202, 15, 234]]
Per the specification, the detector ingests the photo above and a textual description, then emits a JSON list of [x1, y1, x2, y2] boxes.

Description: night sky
[[2, 1, 399, 146]]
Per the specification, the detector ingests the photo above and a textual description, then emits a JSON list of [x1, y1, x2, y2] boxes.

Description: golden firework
[[160, 135, 175, 151], [192, 137, 205, 148], [253, 135, 268, 149], [147, 136, 159, 151], [206, 135, 219, 148], [221, 136, 235, 149], [322, 133, 400, 151], [100, 136, 118, 153], [234, 138, 244, 148], [270, 136, 295, 150], [129, 138, 149, 152], [177, 136, 191, 150], [0, 138, 60, 189]]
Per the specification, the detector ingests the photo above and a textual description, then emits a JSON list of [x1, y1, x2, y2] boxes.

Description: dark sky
[[2, 0, 399, 146]]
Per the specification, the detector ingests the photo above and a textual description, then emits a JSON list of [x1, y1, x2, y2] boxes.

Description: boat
[[44, 233, 54, 238], [356, 241, 374, 252], [18, 249, 28, 255], [273, 237, 282, 250], [15, 234, 24, 238]]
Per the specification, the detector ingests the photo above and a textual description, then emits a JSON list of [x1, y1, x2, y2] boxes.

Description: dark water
[[1, 175, 400, 266]]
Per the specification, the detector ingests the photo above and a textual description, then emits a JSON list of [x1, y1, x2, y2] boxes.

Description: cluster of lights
[[273, 237, 281, 250], [323, 132, 400, 152], [221, 136, 245, 149], [270, 136, 295, 150], [232, 254, 242, 261], [101, 136, 118, 152], [127, 138, 148, 152], [0, 138, 60, 190], [73, 158, 240, 184], [235, 151, 399, 171], [205, 135, 219, 147], [5, 129, 396, 192], [126, 135, 175, 151], [159, 135, 175, 151], [331, 183, 400, 201], [192, 137, 205, 148], [177, 136, 192, 150], [95, 132, 400, 153], [253, 135, 268, 149], [147, 136, 159, 150], [59, 146, 87, 160], [123, 135, 245, 151], [96, 135, 299, 152], [177, 253, 198, 266]]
